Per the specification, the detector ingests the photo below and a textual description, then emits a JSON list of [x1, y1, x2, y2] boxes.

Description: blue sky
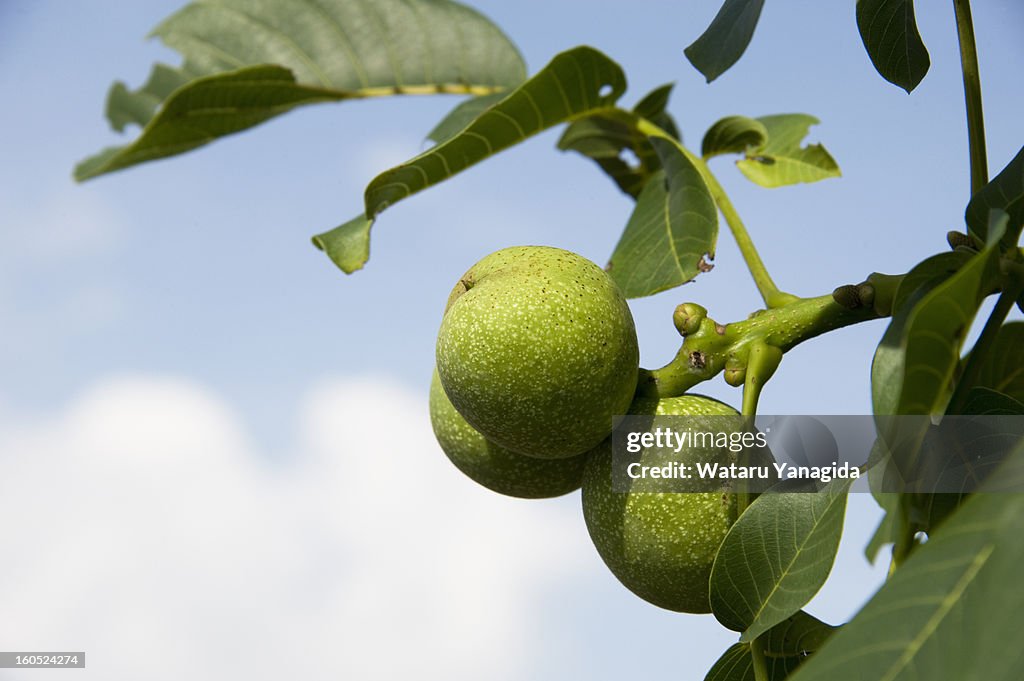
[[1, 1, 1022, 680]]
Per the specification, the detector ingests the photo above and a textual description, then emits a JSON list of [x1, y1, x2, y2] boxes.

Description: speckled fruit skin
[[436, 246, 639, 459], [581, 394, 740, 613], [429, 370, 586, 499]]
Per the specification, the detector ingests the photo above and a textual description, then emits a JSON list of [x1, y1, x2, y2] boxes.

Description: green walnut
[[429, 370, 586, 498], [436, 246, 639, 459], [582, 394, 740, 613]]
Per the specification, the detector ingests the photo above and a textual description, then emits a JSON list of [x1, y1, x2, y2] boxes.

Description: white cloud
[[0, 375, 586, 681]]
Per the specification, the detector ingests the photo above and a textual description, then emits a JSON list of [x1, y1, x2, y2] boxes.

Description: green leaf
[[978, 436, 1024, 492], [702, 116, 768, 160], [709, 479, 853, 641], [705, 644, 755, 681], [705, 613, 836, 681], [632, 83, 681, 141], [77, 0, 526, 180], [684, 0, 765, 83], [76, 66, 352, 181], [875, 220, 1005, 416], [363, 46, 625, 219], [735, 115, 840, 188], [965, 145, 1024, 249], [605, 138, 719, 298], [311, 214, 373, 274], [960, 387, 1024, 416], [558, 108, 660, 198], [891, 252, 973, 313], [864, 508, 896, 564], [426, 92, 508, 144], [864, 440, 905, 563], [789, 490, 1024, 680], [855, 0, 930, 93], [105, 62, 196, 133], [969, 322, 1024, 403], [763, 610, 838, 656], [872, 265, 957, 415], [871, 253, 971, 415], [557, 84, 680, 198]]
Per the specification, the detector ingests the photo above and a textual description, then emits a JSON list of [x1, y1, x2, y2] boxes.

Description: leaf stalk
[[702, 169, 799, 309], [634, 117, 796, 308], [953, 0, 988, 195]]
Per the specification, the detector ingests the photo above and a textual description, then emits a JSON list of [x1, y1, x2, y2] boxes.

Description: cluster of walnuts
[[430, 246, 739, 613]]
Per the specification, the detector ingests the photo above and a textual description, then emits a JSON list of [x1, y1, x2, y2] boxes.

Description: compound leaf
[[76, 0, 526, 180]]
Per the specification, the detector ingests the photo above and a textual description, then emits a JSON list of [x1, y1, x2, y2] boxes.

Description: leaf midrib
[[740, 487, 848, 639]]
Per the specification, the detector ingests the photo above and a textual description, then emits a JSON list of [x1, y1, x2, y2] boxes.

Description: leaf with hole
[[734, 115, 840, 188], [709, 478, 853, 641], [855, 0, 930, 92], [75, 0, 526, 180]]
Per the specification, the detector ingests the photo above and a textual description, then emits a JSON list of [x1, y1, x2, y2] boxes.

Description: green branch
[[638, 288, 890, 400], [953, 0, 988, 195]]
